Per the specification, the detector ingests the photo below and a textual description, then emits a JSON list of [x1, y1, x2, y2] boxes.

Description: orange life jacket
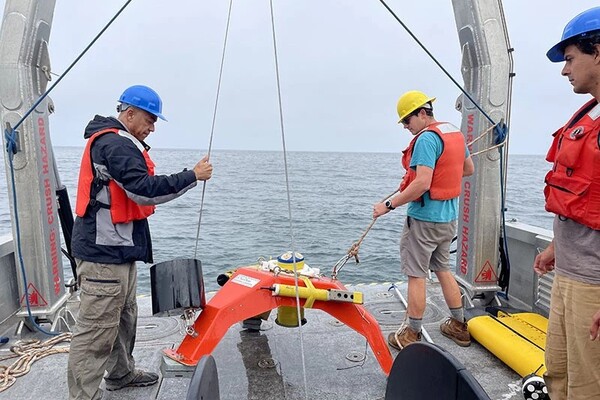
[[544, 98, 600, 230], [399, 122, 466, 200], [75, 128, 156, 224]]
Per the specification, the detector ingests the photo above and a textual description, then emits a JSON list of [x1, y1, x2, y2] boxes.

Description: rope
[[466, 121, 509, 157], [467, 124, 496, 148], [332, 190, 398, 278], [469, 142, 505, 157], [331, 219, 376, 279], [268, 1, 308, 399], [0, 333, 72, 393], [193, 0, 233, 259]]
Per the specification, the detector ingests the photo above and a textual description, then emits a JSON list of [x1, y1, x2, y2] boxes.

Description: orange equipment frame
[[164, 266, 393, 375]]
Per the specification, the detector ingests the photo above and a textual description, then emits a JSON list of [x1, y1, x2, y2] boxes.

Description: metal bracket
[[36, 39, 52, 93]]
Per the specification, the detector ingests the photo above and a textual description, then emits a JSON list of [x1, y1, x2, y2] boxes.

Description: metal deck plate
[[0, 283, 522, 400]]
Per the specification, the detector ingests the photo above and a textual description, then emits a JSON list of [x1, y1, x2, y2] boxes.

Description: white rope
[[268, 1, 309, 399], [469, 142, 505, 157], [466, 124, 496, 148], [194, 0, 234, 258], [0, 333, 72, 393], [465, 122, 506, 157]]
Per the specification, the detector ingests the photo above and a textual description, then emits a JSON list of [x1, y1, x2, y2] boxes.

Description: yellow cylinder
[[275, 306, 306, 327], [273, 253, 307, 327]]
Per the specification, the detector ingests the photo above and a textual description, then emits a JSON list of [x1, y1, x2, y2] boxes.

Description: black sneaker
[[105, 369, 159, 391]]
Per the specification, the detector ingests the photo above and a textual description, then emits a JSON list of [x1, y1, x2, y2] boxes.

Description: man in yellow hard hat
[[373, 90, 474, 350]]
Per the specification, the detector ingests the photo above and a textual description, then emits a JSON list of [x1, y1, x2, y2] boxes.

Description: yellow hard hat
[[396, 90, 436, 123]]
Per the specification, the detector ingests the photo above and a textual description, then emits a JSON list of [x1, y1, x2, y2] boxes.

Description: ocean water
[[0, 148, 552, 294]]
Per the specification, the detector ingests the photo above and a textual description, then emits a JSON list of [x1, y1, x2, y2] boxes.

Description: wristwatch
[[385, 200, 395, 210]]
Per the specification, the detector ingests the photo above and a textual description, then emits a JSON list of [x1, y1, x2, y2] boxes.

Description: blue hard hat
[[547, 6, 600, 62], [118, 85, 167, 121]]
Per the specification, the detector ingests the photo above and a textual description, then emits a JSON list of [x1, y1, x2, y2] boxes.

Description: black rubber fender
[[186, 355, 220, 400], [150, 258, 206, 316], [385, 342, 490, 400]]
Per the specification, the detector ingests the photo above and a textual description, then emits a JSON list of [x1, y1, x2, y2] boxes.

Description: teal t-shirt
[[407, 131, 467, 223]]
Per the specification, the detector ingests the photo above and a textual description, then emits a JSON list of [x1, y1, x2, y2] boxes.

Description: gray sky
[[2, 0, 599, 154]]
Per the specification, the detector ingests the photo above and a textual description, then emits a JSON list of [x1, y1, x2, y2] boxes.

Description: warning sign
[[20, 283, 48, 307], [474, 261, 498, 283]]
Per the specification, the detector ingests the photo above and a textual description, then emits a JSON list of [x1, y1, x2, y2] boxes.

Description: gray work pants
[[67, 260, 138, 400]]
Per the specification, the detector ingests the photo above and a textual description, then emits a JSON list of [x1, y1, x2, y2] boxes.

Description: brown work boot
[[440, 317, 471, 347], [387, 325, 422, 351]]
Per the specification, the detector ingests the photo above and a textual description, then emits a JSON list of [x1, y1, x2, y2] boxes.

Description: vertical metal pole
[[451, 0, 514, 300]]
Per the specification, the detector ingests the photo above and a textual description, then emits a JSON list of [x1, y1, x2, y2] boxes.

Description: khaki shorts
[[400, 216, 457, 278]]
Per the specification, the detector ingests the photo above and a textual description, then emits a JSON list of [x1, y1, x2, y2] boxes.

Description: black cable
[[377, 0, 495, 125], [10, 0, 134, 133]]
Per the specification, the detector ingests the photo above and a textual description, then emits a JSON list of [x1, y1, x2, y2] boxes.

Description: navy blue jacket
[[71, 115, 197, 264]]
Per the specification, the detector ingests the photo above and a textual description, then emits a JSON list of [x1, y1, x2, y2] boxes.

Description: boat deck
[[0, 281, 521, 400]]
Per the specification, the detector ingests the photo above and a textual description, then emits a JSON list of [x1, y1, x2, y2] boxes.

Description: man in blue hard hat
[[534, 6, 600, 399], [67, 85, 213, 400]]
